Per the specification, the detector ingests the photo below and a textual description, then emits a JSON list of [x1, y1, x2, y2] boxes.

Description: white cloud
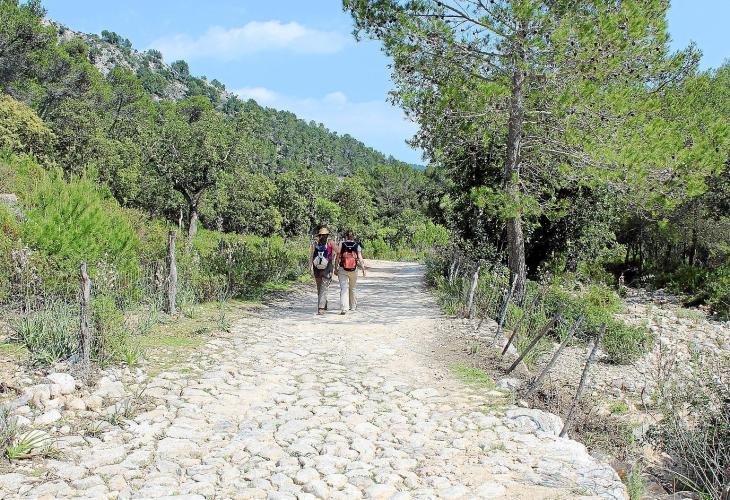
[[233, 88, 421, 163], [149, 21, 349, 61], [235, 86, 279, 104]]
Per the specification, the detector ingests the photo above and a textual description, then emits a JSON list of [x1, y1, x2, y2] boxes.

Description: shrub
[[0, 206, 20, 303], [601, 319, 654, 364], [0, 149, 46, 194], [649, 352, 730, 498], [189, 230, 308, 301], [704, 265, 730, 318], [0, 95, 55, 164], [10, 301, 78, 366], [90, 294, 131, 366], [22, 171, 140, 295]]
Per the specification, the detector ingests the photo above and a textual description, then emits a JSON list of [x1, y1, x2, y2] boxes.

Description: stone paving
[[0, 261, 626, 499]]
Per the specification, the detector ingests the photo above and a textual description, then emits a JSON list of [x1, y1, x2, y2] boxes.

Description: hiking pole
[[560, 323, 606, 438], [494, 274, 518, 340], [505, 309, 563, 374], [524, 314, 584, 399]]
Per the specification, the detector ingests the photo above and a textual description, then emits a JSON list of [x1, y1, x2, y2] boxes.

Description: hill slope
[[50, 22, 409, 176]]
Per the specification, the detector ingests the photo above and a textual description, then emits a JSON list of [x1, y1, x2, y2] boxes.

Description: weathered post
[[466, 260, 483, 319], [79, 262, 92, 372], [524, 314, 584, 399], [166, 230, 177, 315], [505, 309, 563, 372], [494, 274, 518, 340], [501, 290, 543, 355], [560, 323, 606, 438]]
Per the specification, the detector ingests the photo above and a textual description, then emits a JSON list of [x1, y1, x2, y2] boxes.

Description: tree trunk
[[188, 206, 199, 243], [504, 39, 527, 302], [688, 228, 697, 266]]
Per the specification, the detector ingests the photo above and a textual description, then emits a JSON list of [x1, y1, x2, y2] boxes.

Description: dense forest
[[344, 0, 730, 315]]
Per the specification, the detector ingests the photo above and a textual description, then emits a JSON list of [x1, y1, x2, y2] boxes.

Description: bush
[[0, 206, 20, 303], [91, 294, 131, 366], [704, 265, 730, 318], [0, 95, 55, 164], [10, 301, 78, 366], [601, 320, 654, 364], [649, 352, 730, 498], [190, 230, 308, 301], [427, 249, 653, 365], [22, 171, 140, 295]]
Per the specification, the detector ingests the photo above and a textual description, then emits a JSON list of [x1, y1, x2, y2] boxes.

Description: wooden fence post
[[466, 260, 483, 319], [505, 309, 563, 373], [560, 323, 606, 438], [501, 290, 543, 356], [524, 314, 585, 399], [166, 230, 177, 315], [79, 262, 91, 372], [494, 274, 518, 340]]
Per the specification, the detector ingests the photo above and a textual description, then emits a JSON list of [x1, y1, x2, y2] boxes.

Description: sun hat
[[317, 227, 330, 236]]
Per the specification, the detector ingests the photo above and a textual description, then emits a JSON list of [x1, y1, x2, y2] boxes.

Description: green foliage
[[90, 294, 131, 366], [0, 205, 20, 303], [22, 171, 140, 293], [704, 265, 730, 318], [624, 464, 646, 500], [190, 230, 308, 300], [170, 60, 190, 78], [649, 352, 730, 498], [0, 94, 55, 162], [10, 300, 78, 366], [101, 30, 131, 50]]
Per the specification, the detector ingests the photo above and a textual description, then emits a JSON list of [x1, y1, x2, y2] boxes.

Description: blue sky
[[43, 1, 729, 164]]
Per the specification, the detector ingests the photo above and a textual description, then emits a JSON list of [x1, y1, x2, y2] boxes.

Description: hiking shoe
[[317, 309, 325, 315], [340, 311, 346, 316]]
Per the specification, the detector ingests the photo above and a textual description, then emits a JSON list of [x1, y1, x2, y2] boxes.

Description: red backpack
[[340, 241, 359, 271]]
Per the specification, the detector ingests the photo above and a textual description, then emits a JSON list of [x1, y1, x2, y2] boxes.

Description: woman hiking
[[335, 230, 367, 315], [308, 227, 335, 315]]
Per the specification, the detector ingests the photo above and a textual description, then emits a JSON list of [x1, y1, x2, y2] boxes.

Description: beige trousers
[[338, 268, 358, 311]]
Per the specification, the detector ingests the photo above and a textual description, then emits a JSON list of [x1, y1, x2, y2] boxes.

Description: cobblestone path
[[2, 261, 626, 499]]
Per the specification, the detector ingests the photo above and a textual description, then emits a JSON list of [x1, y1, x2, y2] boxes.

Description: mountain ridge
[[47, 20, 411, 175]]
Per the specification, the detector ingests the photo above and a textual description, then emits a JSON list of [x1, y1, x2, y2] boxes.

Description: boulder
[[47, 373, 76, 395], [34, 409, 62, 426], [93, 377, 125, 399], [505, 408, 564, 436]]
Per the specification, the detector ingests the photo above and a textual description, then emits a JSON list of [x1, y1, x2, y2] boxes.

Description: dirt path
[[1, 261, 626, 499]]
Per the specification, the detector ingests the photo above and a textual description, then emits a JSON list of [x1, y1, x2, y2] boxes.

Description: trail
[[3, 261, 626, 499]]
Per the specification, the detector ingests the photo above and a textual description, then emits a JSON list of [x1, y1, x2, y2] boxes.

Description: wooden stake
[[524, 314, 585, 399], [505, 309, 563, 373], [466, 260, 483, 319], [494, 274, 518, 339], [501, 289, 544, 356], [79, 262, 91, 372], [560, 323, 606, 438], [166, 230, 177, 315]]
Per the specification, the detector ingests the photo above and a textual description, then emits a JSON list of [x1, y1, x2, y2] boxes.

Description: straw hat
[[317, 227, 330, 236]]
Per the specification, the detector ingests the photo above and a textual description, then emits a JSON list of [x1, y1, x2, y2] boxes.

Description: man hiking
[[308, 227, 335, 315], [335, 230, 366, 315]]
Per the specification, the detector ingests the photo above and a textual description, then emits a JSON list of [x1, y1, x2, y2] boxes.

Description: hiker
[[335, 230, 366, 315], [308, 227, 335, 315]]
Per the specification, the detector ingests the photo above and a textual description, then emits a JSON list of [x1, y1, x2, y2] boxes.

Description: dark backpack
[[340, 241, 358, 271]]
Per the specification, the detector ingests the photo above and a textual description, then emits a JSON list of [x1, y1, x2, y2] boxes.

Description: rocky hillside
[[48, 22, 408, 176]]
